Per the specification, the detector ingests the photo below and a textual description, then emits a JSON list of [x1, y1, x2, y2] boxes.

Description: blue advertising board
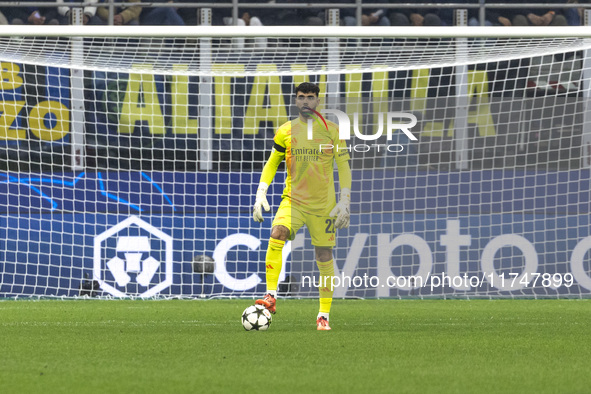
[[1, 170, 590, 298]]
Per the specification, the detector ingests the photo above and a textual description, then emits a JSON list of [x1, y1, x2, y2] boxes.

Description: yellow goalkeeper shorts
[[272, 198, 336, 247]]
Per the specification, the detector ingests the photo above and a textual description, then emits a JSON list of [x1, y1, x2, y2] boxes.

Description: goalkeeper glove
[[253, 182, 270, 223], [329, 188, 351, 229]]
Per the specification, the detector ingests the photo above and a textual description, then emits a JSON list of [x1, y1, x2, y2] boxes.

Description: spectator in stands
[[273, 0, 325, 26], [389, 0, 453, 27], [465, 0, 514, 26], [564, 0, 586, 25], [220, 0, 265, 28], [57, 0, 102, 25], [7, 0, 65, 25], [462, 0, 570, 28], [511, 0, 568, 26], [0, 9, 8, 25], [140, 0, 184, 26], [96, 0, 141, 25], [341, 0, 390, 26], [219, 0, 267, 48], [451, 0, 494, 27], [177, 0, 319, 27]]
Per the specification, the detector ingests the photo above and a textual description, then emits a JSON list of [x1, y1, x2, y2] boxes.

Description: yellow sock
[[316, 259, 335, 314], [265, 238, 285, 293]]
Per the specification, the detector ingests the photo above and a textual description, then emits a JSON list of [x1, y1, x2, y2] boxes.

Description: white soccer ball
[[241, 304, 272, 331]]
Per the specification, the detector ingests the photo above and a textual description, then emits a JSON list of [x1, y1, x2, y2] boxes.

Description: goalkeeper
[[253, 82, 352, 331]]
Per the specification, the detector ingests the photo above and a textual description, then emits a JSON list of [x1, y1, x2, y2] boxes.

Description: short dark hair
[[295, 82, 320, 97]]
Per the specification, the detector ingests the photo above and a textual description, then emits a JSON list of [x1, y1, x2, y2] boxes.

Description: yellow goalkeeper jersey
[[274, 117, 350, 216]]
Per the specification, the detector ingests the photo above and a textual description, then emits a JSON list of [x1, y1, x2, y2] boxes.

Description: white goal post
[[1, 24, 591, 299], [3, 25, 591, 38]]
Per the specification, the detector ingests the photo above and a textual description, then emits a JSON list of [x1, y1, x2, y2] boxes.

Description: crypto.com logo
[[93, 216, 173, 298], [306, 109, 418, 153]]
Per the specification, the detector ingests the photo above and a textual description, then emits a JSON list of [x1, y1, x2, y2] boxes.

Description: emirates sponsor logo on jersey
[[292, 147, 321, 161]]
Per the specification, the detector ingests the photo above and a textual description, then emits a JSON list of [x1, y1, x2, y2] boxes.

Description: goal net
[[1, 25, 591, 299]]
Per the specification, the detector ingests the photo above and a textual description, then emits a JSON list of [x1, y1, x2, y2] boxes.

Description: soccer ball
[[241, 304, 272, 331]]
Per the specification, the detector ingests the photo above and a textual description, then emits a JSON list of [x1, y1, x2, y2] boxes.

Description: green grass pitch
[[1, 299, 590, 393]]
